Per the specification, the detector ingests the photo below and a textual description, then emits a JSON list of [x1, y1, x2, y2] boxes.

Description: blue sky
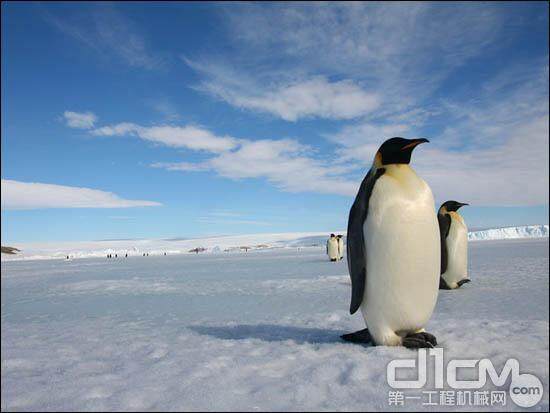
[[1, 2, 549, 243]]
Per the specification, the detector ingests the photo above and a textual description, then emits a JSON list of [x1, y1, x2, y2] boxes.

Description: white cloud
[[1, 180, 161, 210], [63, 111, 97, 129], [92, 123, 238, 153]]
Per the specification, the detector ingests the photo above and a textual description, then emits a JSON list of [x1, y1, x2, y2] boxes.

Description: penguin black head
[[330, 233, 335, 237], [376, 137, 429, 166], [440, 200, 469, 213]]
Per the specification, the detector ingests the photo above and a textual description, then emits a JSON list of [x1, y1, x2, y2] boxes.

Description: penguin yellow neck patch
[[449, 211, 465, 225]]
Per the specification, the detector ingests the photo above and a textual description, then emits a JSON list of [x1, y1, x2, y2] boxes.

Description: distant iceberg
[[468, 225, 549, 241]]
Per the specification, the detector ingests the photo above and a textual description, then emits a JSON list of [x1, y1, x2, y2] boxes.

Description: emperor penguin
[[341, 137, 440, 348], [337, 235, 345, 260], [327, 234, 339, 262], [438, 200, 470, 290]]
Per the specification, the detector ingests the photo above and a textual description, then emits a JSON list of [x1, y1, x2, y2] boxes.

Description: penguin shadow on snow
[[188, 324, 368, 345]]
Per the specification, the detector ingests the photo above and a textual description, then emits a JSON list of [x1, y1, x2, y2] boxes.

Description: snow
[[2, 225, 548, 262], [1, 238, 548, 411]]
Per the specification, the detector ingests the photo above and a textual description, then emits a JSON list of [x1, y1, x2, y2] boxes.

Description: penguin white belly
[[442, 213, 468, 288], [338, 239, 345, 259], [327, 239, 339, 260], [360, 165, 440, 346]]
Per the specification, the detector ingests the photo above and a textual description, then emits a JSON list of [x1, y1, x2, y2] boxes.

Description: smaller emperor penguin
[[327, 234, 339, 262], [438, 200, 470, 290], [337, 235, 345, 260]]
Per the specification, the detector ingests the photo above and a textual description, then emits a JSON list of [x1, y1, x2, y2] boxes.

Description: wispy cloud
[[144, 98, 182, 121], [63, 111, 98, 129], [42, 5, 165, 70], [187, 59, 379, 121], [1, 180, 161, 210]]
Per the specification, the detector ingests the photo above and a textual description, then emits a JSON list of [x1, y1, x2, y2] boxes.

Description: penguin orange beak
[[401, 138, 429, 151]]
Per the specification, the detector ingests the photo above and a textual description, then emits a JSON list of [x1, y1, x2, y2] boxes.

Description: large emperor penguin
[[438, 200, 470, 290], [327, 234, 339, 262], [341, 137, 440, 348]]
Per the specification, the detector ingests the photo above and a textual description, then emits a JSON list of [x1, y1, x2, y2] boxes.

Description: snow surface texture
[[1, 225, 548, 262], [1, 238, 548, 411]]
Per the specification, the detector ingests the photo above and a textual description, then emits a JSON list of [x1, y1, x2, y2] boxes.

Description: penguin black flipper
[[347, 167, 385, 314], [340, 328, 372, 344], [438, 213, 451, 275]]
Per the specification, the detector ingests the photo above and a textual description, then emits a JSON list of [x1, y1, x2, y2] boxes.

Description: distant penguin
[[327, 234, 339, 262], [438, 201, 470, 290], [337, 235, 344, 260], [341, 137, 439, 348]]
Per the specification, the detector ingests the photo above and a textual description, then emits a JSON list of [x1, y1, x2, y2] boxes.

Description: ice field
[[1, 238, 549, 411]]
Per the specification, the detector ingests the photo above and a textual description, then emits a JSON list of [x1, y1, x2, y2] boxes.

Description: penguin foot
[[341, 328, 372, 344], [439, 277, 452, 290], [457, 279, 471, 287], [403, 332, 437, 349], [412, 332, 437, 346]]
